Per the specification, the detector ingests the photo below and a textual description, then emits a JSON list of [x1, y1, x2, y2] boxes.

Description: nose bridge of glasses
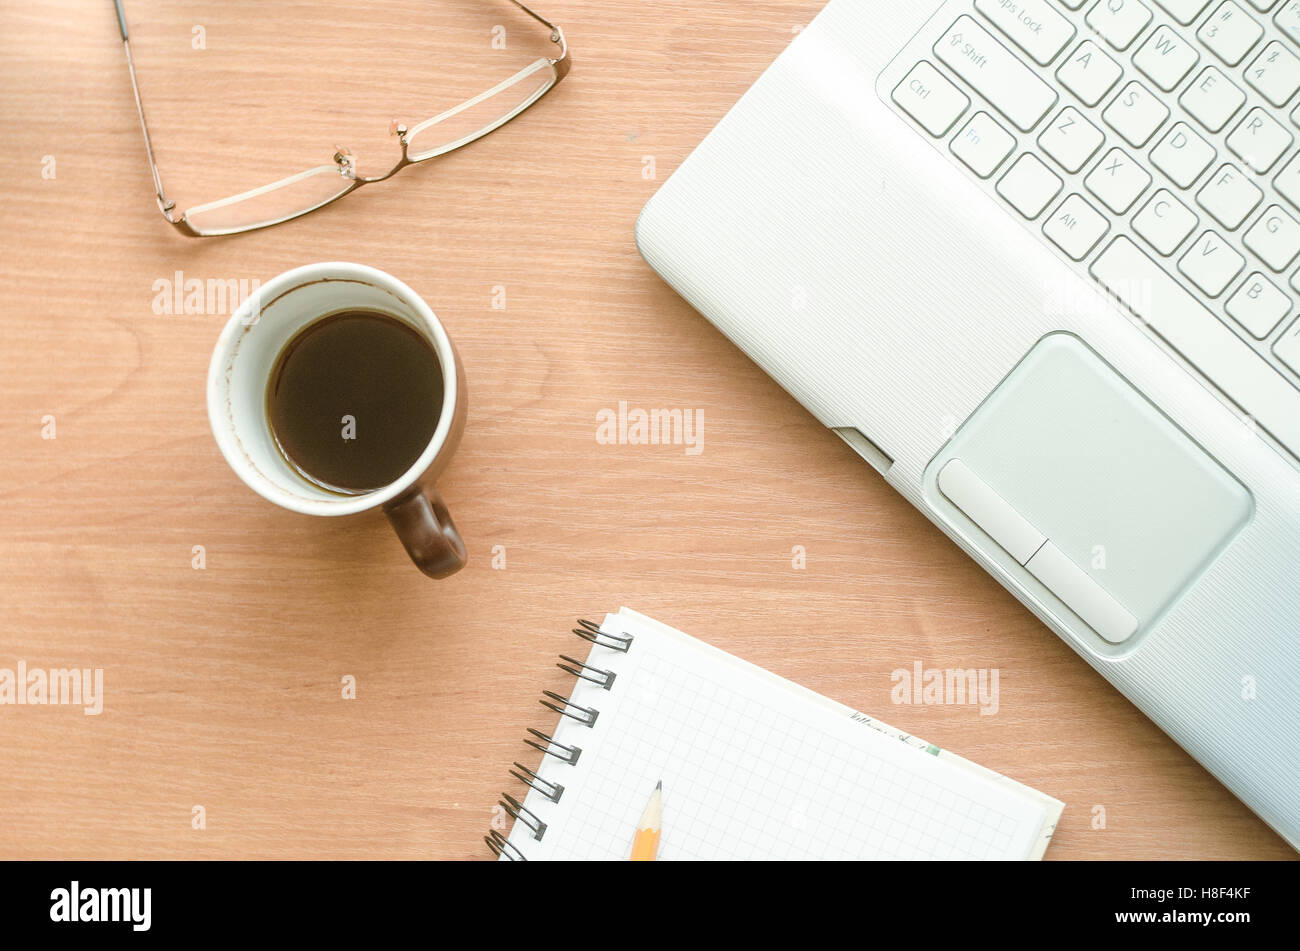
[[345, 125, 417, 186]]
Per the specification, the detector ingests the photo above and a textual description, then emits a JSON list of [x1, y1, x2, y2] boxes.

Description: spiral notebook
[[488, 609, 1063, 860]]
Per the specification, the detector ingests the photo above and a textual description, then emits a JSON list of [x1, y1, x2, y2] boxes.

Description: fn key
[[893, 62, 969, 137]]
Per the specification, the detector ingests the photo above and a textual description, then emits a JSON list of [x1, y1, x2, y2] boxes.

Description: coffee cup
[[207, 262, 468, 578]]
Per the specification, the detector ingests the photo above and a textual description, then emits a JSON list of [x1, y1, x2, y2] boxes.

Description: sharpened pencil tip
[[656, 779, 662, 790]]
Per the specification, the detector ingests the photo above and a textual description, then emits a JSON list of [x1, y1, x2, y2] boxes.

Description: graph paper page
[[506, 609, 1058, 860]]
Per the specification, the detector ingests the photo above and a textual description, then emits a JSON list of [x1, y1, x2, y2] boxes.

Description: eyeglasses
[[113, 0, 570, 237]]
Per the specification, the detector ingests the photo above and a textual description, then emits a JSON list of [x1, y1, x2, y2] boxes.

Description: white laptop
[[636, 0, 1300, 850]]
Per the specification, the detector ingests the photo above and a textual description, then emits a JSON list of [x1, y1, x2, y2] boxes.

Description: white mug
[[206, 262, 468, 578]]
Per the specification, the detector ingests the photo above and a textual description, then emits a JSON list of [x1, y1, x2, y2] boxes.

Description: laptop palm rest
[[923, 333, 1253, 652]]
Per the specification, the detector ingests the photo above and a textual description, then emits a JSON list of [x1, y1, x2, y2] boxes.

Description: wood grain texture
[[0, 0, 1291, 860]]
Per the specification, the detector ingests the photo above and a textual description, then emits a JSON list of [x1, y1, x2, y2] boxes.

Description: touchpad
[[924, 333, 1252, 651]]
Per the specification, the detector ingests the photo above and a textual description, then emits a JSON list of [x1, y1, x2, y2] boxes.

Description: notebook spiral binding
[[484, 618, 632, 860]]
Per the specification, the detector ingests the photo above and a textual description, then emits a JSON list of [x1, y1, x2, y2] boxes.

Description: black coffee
[[267, 310, 444, 494]]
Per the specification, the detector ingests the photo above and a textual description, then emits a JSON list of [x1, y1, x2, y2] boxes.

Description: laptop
[[636, 0, 1300, 850]]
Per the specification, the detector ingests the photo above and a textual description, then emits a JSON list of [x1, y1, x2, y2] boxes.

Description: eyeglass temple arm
[[508, 0, 570, 77], [112, 0, 178, 221]]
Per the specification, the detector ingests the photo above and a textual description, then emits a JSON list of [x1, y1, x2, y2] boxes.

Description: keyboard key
[[1057, 40, 1124, 106], [1134, 189, 1200, 253], [1044, 193, 1111, 259], [1103, 80, 1170, 146], [1276, 2, 1300, 46], [1227, 272, 1292, 335], [1038, 107, 1105, 172], [1151, 122, 1217, 186], [1196, 163, 1263, 227], [1244, 41, 1300, 105], [1275, 317, 1300, 375], [1092, 236, 1300, 455], [893, 62, 970, 136], [1086, 147, 1153, 212], [1198, 2, 1264, 65], [1180, 67, 1247, 132], [997, 153, 1063, 217], [1276, 152, 1300, 213], [934, 17, 1059, 132], [1226, 108, 1294, 171], [975, 0, 1076, 66], [1155, 0, 1213, 23], [1179, 229, 1247, 294], [951, 111, 1017, 177], [1244, 1, 1280, 11], [1086, 0, 1153, 51], [1135, 25, 1200, 90], [1244, 203, 1300, 267]]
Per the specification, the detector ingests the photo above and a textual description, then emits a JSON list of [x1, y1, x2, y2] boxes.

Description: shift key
[[935, 16, 1058, 132]]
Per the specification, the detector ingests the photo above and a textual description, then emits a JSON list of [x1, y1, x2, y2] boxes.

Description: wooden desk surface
[[0, 0, 1290, 860]]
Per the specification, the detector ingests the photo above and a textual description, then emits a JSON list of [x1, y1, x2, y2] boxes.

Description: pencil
[[630, 780, 662, 861]]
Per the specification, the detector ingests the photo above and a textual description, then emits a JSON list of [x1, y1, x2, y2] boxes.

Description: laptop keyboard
[[882, 0, 1300, 461]]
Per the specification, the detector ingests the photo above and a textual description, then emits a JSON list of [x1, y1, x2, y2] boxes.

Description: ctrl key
[[893, 61, 969, 137]]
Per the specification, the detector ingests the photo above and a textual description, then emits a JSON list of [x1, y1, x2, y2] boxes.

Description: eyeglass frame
[[112, 0, 571, 237]]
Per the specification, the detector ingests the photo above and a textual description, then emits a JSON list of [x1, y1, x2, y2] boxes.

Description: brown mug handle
[[383, 486, 467, 579]]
